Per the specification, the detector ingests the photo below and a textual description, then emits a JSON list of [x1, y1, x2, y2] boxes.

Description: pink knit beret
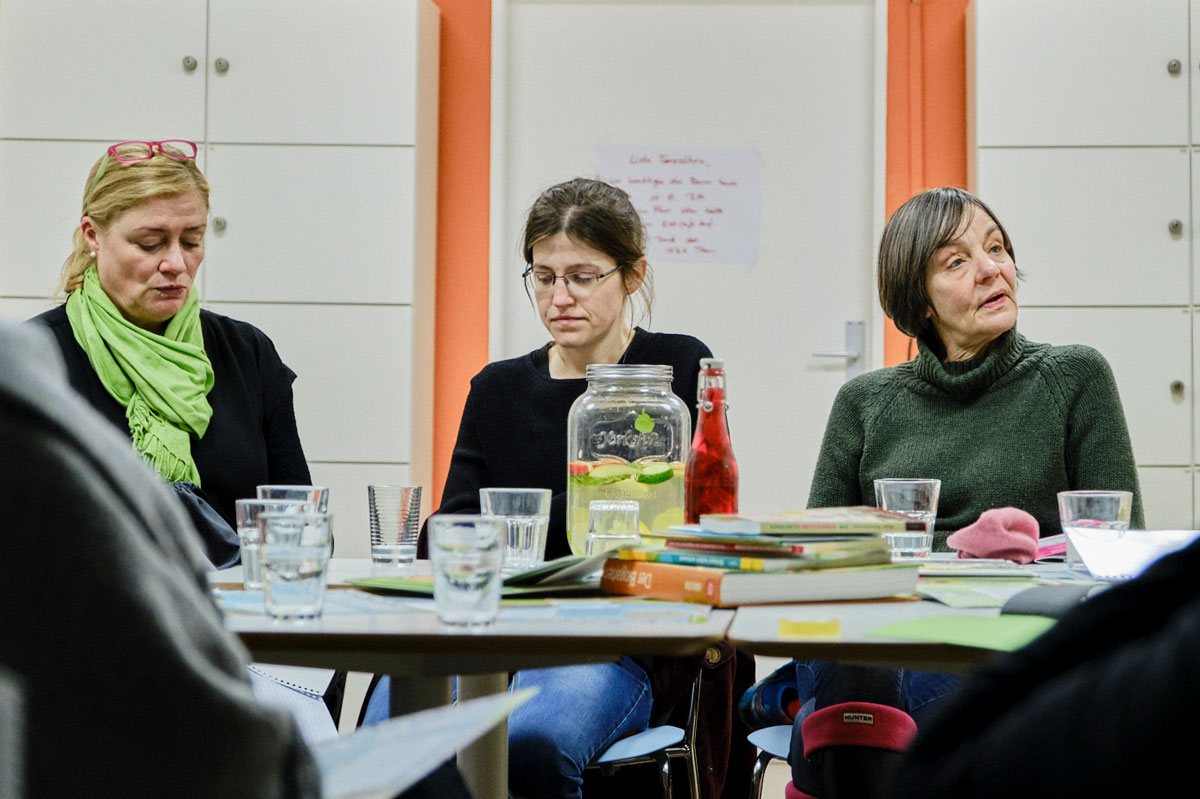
[[946, 507, 1040, 564]]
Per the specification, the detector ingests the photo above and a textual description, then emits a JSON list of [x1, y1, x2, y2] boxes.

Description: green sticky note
[[865, 614, 1056, 652]]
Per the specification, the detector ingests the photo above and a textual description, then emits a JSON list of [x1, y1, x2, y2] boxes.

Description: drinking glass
[[1057, 490, 1133, 569], [234, 498, 316, 589], [368, 485, 423, 565], [257, 485, 330, 513], [874, 478, 941, 558], [584, 500, 642, 556], [260, 511, 333, 620], [479, 488, 551, 573], [429, 515, 504, 628]]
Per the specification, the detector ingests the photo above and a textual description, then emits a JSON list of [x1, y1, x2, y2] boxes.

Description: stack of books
[[599, 507, 922, 607]]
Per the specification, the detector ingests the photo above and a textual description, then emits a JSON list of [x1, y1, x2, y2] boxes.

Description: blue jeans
[[363, 657, 653, 799], [788, 661, 961, 792]]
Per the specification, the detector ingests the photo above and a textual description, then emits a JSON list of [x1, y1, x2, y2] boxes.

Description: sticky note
[[777, 619, 842, 640]]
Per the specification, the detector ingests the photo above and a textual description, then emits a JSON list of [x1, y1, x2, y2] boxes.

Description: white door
[[494, 0, 885, 511]]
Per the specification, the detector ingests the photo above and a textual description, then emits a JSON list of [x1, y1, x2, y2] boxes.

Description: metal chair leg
[[657, 751, 672, 799]]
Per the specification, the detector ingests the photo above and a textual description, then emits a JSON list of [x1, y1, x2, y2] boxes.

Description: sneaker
[[739, 662, 801, 730]]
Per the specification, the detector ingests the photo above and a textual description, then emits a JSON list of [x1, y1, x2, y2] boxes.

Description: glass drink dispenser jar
[[566, 364, 690, 555]]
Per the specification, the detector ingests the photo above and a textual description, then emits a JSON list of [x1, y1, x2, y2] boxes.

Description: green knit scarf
[[65, 266, 214, 484]]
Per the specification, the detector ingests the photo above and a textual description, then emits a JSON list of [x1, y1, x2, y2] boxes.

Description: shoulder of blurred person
[[895, 536, 1200, 798], [0, 319, 319, 798]]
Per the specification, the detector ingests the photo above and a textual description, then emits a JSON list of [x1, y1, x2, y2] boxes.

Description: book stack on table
[[599, 507, 923, 607]]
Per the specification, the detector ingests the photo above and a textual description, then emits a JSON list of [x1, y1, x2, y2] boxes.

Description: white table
[[212, 558, 734, 799]]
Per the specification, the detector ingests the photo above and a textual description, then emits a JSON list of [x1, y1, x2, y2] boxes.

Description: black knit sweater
[[431, 327, 712, 560]]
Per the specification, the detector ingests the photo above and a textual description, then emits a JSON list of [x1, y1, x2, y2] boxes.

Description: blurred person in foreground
[[0, 319, 471, 798]]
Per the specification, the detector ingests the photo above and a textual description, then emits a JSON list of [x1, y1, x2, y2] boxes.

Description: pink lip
[[552, 316, 583, 323], [981, 291, 1008, 309]]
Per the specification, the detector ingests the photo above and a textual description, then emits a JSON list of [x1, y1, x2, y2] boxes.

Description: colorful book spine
[[664, 539, 872, 556], [616, 547, 789, 572]]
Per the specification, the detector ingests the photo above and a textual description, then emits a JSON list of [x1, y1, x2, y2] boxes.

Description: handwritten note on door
[[595, 146, 761, 265]]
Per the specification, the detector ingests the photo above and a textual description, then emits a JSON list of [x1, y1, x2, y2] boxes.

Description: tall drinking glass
[[235, 498, 316, 589], [429, 515, 504, 628], [1057, 490, 1133, 569], [479, 488, 551, 573], [257, 485, 330, 513], [260, 511, 333, 620], [874, 478, 941, 558]]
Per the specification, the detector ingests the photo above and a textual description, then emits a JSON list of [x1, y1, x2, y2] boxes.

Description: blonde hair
[[58, 143, 210, 296]]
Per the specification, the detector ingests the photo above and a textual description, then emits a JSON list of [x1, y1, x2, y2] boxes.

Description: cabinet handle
[[214, 57, 230, 74], [1171, 380, 1185, 399], [182, 56, 198, 73], [1169, 219, 1184, 235], [1168, 59, 1182, 75], [213, 216, 227, 233]]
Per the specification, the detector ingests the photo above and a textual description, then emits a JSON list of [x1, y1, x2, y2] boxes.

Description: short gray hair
[[877, 187, 1017, 339]]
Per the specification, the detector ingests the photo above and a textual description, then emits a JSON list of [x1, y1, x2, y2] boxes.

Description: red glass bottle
[[685, 358, 738, 524]]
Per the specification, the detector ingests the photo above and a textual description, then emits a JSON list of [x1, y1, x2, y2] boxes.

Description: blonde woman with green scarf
[[29, 140, 312, 567]]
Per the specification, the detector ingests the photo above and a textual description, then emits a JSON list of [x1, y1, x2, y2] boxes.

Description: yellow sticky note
[[777, 619, 842, 640]]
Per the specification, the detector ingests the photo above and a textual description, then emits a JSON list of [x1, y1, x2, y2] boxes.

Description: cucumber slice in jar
[[636, 463, 674, 484]]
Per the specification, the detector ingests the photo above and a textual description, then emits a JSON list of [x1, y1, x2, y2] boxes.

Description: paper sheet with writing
[[596, 146, 761, 264]]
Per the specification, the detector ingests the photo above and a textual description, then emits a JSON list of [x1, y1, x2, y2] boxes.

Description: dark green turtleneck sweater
[[808, 330, 1144, 550]]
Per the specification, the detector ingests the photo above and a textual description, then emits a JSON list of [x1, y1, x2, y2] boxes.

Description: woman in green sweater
[[773, 187, 1142, 799]]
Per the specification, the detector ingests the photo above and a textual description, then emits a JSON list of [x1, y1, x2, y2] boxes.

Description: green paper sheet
[[865, 614, 1056, 652]]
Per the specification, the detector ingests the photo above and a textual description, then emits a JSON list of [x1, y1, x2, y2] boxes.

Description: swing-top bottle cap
[[699, 357, 723, 369]]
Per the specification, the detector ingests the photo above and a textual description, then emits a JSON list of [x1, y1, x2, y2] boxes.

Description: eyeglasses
[[85, 140, 199, 209], [522, 265, 621, 296]]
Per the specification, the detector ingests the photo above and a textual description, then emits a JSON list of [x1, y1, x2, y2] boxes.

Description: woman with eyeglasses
[[363, 177, 753, 798], [28, 140, 312, 565]]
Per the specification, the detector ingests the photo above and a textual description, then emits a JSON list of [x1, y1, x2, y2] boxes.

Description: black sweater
[[29, 304, 311, 527], [432, 328, 712, 559]]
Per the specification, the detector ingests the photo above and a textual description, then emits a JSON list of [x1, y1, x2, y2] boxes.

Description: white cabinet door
[[201, 144, 415, 304], [207, 0, 423, 145], [1019, 307, 1191, 467], [1140, 466, 1192, 529], [205, 302, 413, 465], [310, 463, 414, 558], [0, 0, 206, 140], [973, 0, 1188, 146], [0, 140, 112, 297], [976, 147, 1189, 306]]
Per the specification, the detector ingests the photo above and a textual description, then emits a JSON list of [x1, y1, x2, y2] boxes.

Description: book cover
[[599, 558, 919, 607], [699, 507, 925, 535], [613, 545, 890, 572]]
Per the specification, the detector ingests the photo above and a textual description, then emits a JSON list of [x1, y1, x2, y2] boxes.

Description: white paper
[[595, 146, 761, 264], [315, 688, 537, 799], [1066, 528, 1200, 580]]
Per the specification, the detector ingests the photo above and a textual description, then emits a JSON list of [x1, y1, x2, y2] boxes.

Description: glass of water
[[234, 498, 316, 589], [479, 488, 551, 573], [259, 511, 333, 620], [874, 478, 941, 558], [257, 484, 330, 513], [429, 514, 504, 628], [1057, 490, 1133, 570]]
